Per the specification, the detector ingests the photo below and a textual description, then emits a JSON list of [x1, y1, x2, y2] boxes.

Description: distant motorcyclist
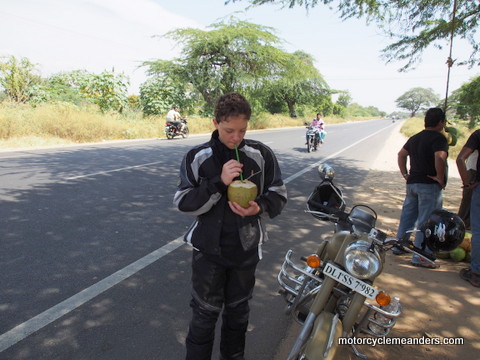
[[306, 113, 326, 144], [166, 106, 185, 132]]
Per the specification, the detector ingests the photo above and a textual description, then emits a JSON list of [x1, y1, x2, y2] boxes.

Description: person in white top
[[457, 150, 478, 230], [166, 106, 185, 132]]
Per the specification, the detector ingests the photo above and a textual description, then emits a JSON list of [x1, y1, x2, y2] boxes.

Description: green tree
[[143, 18, 290, 114], [0, 55, 42, 103], [336, 92, 352, 108], [227, 0, 480, 71], [41, 70, 92, 105], [260, 51, 329, 117], [451, 75, 480, 128], [81, 70, 129, 113], [395, 87, 440, 117], [127, 95, 141, 110], [312, 94, 334, 116], [139, 76, 191, 115], [47, 69, 129, 112], [332, 103, 346, 117]]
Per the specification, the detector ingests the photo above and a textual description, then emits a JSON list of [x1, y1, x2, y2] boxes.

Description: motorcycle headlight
[[344, 240, 382, 279]]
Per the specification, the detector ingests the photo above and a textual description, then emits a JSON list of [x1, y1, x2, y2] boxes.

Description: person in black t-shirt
[[393, 108, 448, 269]]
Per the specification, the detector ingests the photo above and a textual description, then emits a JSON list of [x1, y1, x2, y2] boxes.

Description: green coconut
[[449, 247, 466, 262], [445, 126, 458, 136], [444, 126, 458, 136], [444, 132, 457, 146], [227, 179, 258, 208]]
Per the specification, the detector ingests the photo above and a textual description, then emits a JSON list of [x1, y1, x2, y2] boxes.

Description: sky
[[0, 0, 478, 113]]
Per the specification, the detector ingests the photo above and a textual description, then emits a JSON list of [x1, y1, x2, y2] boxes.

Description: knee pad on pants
[[188, 299, 220, 343]]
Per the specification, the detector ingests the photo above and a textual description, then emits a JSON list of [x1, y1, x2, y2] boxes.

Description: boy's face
[[213, 115, 249, 150]]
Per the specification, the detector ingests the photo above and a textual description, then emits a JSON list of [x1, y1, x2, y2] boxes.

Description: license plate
[[323, 262, 379, 300]]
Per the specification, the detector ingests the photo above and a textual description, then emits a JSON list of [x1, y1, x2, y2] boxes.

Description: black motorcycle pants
[[185, 249, 258, 360]]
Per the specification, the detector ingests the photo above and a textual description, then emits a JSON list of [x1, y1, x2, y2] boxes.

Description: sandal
[[410, 261, 439, 269], [460, 268, 480, 288]]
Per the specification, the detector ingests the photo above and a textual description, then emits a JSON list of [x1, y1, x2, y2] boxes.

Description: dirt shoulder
[[345, 123, 479, 360], [275, 123, 479, 360]]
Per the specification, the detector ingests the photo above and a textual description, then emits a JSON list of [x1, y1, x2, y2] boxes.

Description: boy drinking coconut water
[[173, 92, 287, 360]]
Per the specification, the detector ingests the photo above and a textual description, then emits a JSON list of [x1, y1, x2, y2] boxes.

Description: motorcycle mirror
[[318, 164, 335, 180]]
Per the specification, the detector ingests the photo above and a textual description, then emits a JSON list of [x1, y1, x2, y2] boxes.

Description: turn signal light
[[306, 254, 321, 268], [376, 291, 391, 307]]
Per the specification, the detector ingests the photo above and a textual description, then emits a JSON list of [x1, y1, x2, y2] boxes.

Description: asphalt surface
[[0, 119, 399, 359]]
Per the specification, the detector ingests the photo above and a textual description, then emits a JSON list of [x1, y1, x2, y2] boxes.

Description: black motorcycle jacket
[[173, 130, 287, 257]]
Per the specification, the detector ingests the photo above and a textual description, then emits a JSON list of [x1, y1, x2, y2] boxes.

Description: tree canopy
[[451, 75, 480, 128], [227, 0, 480, 71], [144, 19, 288, 111], [0, 55, 41, 103], [144, 18, 329, 116], [255, 50, 329, 117], [395, 87, 440, 117]]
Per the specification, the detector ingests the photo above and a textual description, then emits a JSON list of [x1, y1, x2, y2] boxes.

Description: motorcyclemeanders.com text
[[338, 336, 464, 347]]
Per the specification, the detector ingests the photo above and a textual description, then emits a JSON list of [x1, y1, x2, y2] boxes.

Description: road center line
[[64, 161, 164, 180], [0, 237, 184, 353], [0, 123, 393, 353], [284, 124, 392, 183]]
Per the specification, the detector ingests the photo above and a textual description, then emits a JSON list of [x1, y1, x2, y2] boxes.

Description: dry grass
[[0, 103, 162, 148], [0, 103, 380, 149]]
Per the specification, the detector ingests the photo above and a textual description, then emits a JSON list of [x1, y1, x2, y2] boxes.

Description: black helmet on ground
[[421, 209, 465, 252]]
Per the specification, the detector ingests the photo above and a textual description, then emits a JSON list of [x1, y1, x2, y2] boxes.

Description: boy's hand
[[221, 159, 243, 186], [228, 201, 260, 217]]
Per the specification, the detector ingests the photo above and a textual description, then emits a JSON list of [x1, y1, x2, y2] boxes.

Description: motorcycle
[[277, 164, 444, 360], [165, 118, 189, 139], [306, 126, 320, 153]]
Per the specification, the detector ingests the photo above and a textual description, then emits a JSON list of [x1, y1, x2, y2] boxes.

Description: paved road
[[0, 119, 398, 359]]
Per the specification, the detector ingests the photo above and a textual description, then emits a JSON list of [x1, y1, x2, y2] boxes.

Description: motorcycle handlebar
[[305, 208, 437, 264], [376, 233, 437, 264]]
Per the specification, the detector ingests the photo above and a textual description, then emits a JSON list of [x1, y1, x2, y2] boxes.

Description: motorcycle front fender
[[304, 312, 343, 360]]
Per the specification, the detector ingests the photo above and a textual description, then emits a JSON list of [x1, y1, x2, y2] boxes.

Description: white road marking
[[0, 123, 393, 353], [284, 124, 391, 183], [0, 238, 184, 352], [64, 161, 164, 180]]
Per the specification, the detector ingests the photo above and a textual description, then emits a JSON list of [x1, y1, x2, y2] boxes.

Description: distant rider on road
[[306, 113, 326, 144], [166, 106, 185, 132]]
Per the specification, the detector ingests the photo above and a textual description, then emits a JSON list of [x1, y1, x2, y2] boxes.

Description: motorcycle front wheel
[[182, 126, 190, 138], [307, 137, 313, 153]]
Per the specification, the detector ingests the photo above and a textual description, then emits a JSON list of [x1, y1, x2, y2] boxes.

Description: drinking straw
[[234, 145, 244, 181]]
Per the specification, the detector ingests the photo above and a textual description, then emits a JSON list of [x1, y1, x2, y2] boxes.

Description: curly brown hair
[[214, 93, 251, 122]]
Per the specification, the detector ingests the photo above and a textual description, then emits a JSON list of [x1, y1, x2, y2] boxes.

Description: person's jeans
[[319, 130, 326, 143], [396, 183, 443, 262], [458, 169, 476, 229], [470, 186, 480, 274]]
